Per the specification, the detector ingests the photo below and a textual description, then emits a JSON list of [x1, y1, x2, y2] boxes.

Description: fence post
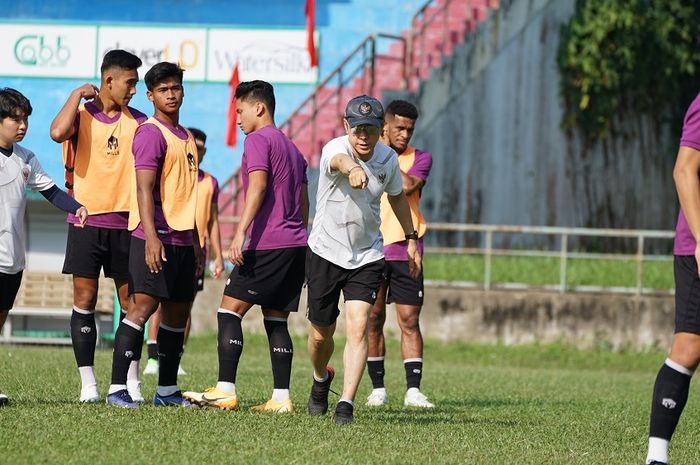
[[559, 233, 568, 293], [636, 234, 644, 296], [484, 229, 492, 290]]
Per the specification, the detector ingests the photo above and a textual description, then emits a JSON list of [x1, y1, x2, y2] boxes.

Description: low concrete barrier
[[191, 279, 675, 350]]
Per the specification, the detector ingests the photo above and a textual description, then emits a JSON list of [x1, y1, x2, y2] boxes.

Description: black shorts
[[306, 250, 384, 327], [0, 271, 23, 311], [128, 237, 196, 302], [196, 270, 205, 292], [224, 246, 306, 312], [674, 255, 700, 334], [62, 225, 130, 280], [384, 260, 424, 306]]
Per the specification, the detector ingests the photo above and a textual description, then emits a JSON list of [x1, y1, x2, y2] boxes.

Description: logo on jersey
[[22, 166, 30, 182], [187, 153, 197, 172], [106, 135, 119, 156], [377, 170, 386, 184], [359, 102, 372, 115]]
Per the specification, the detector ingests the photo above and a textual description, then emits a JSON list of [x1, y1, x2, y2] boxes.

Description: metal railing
[[424, 223, 675, 295], [214, 216, 676, 296]]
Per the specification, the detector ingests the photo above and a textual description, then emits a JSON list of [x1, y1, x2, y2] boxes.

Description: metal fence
[[424, 223, 675, 295], [217, 218, 676, 295]]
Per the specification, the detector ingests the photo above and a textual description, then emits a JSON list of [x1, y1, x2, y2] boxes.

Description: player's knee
[[399, 315, 420, 334], [309, 326, 330, 345], [73, 291, 98, 310], [367, 311, 384, 331]]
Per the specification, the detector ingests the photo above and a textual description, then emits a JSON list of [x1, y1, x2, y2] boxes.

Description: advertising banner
[[0, 24, 96, 78], [207, 28, 317, 83], [0, 22, 317, 84], [97, 26, 207, 81]]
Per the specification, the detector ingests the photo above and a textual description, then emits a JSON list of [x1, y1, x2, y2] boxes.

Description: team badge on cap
[[359, 102, 372, 115]]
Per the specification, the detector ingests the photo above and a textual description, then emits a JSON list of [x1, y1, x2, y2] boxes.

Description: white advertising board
[[97, 26, 207, 81], [0, 23, 317, 84], [0, 24, 96, 78], [207, 28, 317, 83]]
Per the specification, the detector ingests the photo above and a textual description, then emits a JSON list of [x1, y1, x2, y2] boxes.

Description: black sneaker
[[308, 365, 335, 416], [333, 400, 354, 425]]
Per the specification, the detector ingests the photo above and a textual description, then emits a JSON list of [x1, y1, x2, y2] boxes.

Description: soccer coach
[[305, 95, 421, 425]]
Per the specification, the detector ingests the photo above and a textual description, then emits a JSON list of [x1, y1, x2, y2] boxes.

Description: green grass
[[1, 334, 700, 464], [424, 253, 674, 289]]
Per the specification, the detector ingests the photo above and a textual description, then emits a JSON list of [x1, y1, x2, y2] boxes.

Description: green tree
[[558, 0, 700, 143]]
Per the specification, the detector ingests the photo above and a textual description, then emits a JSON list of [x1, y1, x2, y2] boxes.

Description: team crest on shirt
[[186, 153, 197, 172], [377, 170, 386, 184], [106, 135, 119, 157], [22, 166, 30, 182]]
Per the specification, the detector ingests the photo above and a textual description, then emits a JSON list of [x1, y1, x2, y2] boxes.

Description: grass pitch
[[1, 334, 699, 464]]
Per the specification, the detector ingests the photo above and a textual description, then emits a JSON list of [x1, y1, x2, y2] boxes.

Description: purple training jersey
[[675, 93, 700, 255], [240, 125, 308, 251], [131, 118, 194, 246], [67, 101, 147, 229], [384, 148, 433, 261]]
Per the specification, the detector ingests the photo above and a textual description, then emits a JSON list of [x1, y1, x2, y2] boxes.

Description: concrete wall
[[191, 279, 675, 350], [407, 0, 678, 241]]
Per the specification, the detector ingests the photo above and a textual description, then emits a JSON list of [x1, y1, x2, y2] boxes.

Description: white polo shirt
[[0, 144, 54, 274], [308, 135, 403, 269]]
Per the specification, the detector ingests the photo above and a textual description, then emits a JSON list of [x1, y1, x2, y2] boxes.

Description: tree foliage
[[558, 0, 700, 142]]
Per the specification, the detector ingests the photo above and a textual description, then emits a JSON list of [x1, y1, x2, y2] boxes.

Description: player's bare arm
[[192, 225, 205, 277], [135, 169, 166, 273], [230, 169, 268, 267], [387, 192, 421, 276], [49, 83, 99, 142], [207, 202, 224, 278], [330, 153, 367, 189], [401, 171, 424, 196], [673, 145, 700, 276]]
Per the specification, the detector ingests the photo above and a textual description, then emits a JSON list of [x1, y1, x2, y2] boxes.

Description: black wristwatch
[[405, 231, 419, 241]]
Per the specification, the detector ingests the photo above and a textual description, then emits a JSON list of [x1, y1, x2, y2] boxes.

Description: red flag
[[225, 62, 240, 148], [305, 0, 318, 67]]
